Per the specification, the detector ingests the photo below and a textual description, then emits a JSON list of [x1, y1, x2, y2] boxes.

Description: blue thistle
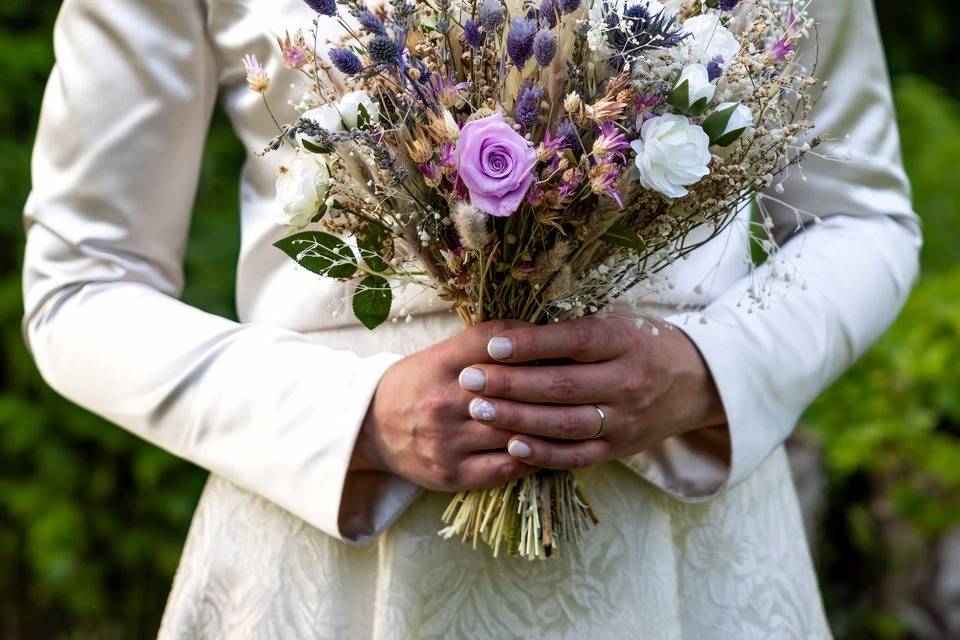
[[604, 1, 687, 69], [357, 10, 388, 36], [507, 17, 537, 68], [533, 30, 557, 67], [556, 120, 582, 156], [706, 55, 724, 81], [478, 0, 505, 31], [559, 0, 580, 14], [329, 48, 364, 75], [719, 0, 739, 10], [464, 19, 483, 48], [538, 0, 558, 28], [367, 35, 399, 65], [514, 84, 543, 129], [304, 0, 337, 16]]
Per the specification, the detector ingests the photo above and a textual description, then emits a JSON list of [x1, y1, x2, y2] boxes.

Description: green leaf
[[667, 79, 690, 112], [352, 275, 392, 330], [702, 103, 739, 144], [273, 231, 358, 279], [600, 223, 646, 250], [713, 127, 748, 148], [357, 225, 389, 272], [356, 103, 370, 129], [310, 200, 328, 223]]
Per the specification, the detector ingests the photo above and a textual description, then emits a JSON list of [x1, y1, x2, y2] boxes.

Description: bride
[[22, 0, 919, 637]]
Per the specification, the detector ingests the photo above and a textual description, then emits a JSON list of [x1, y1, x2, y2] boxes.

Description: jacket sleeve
[[21, 0, 420, 543], [620, 0, 922, 499]]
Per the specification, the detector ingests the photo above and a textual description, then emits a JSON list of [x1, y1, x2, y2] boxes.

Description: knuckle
[[422, 386, 450, 418], [569, 450, 589, 470], [548, 374, 579, 402], [558, 411, 585, 439], [568, 321, 594, 355], [488, 369, 511, 395], [434, 463, 460, 489], [484, 319, 514, 339]]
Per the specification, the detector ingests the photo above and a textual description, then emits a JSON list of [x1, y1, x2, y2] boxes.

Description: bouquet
[[246, 0, 820, 559]]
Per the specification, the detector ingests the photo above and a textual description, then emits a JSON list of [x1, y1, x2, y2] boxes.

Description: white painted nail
[[508, 440, 532, 458], [487, 337, 513, 360], [469, 398, 497, 421], [458, 367, 486, 391]]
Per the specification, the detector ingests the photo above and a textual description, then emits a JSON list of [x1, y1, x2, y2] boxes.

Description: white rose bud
[[682, 14, 741, 68], [302, 103, 344, 133], [338, 90, 380, 129], [631, 114, 711, 199], [702, 101, 754, 147], [669, 64, 715, 115], [275, 154, 332, 227]]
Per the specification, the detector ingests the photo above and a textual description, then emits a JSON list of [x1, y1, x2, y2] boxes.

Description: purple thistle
[[538, 0, 558, 28], [719, 0, 739, 10], [367, 35, 399, 65], [357, 10, 388, 36], [514, 84, 543, 129], [303, 0, 337, 16], [706, 56, 724, 82], [507, 18, 538, 69], [478, 0, 505, 32], [329, 48, 364, 75], [559, 0, 580, 14], [533, 30, 557, 67], [464, 19, 483, 48]]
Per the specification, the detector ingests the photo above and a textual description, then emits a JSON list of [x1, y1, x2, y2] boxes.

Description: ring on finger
[[590, 404, 606, 439]]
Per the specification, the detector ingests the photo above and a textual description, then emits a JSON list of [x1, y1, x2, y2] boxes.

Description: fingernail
[[458, 367, 486, 391], [487, 337, 513, 360], [508, 440, 532, 458], [469, 398, 497, 421]]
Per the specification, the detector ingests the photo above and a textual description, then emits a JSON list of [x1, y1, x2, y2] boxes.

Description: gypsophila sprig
[[252, 0, 822, 560]]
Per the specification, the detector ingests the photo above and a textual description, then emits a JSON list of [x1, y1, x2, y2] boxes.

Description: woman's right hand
[[352, 321, 538, 492]]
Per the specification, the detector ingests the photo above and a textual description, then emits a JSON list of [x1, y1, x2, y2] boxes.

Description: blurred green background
[[1, 1, 959, 638]]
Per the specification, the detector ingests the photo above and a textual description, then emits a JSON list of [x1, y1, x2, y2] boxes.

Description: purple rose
[[456, 113, 537, 217]]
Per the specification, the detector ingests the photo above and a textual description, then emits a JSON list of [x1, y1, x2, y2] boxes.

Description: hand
[[456, 316, 726, 470], [353, 321, 538, 492]]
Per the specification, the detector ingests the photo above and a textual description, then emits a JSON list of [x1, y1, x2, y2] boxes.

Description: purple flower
[[464, 19, 483, 48], [456, 113, 537, 216], [719, 0, 739, 10], [538, 0, 558, 28], [367, 35, 399, 65], [507, 18, 537, 69], [357, 10, 388, 36], [592, 121, 630, 161], [533, 30, 557, 67], [304, 0, 337, 16], [329, 48, 364, 75], [706, 56, 724, 82], [556, 120, 582, 156], [514, 84, 543, 129], [559, 0, 580, 14], [634, 93, 660, 121], [478, 0, 504, 31]]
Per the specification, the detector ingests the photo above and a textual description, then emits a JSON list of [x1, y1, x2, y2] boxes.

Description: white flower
[[338, 90, 380, 129], [302, 103, 344, 133], [674, 64, 715, 110], [275, 154, 331, 227], [703, 101, 754, 146], [682, 14, 741, 67], [631, 114, 711, 199]]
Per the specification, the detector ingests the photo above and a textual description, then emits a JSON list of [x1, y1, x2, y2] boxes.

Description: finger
[[440, 319, 532, 370], [505, 435, 609, 471], [485, 317, 632, 364], [468, 397, 605, 441], [456, 452, 538, 490], [458, 363, 612, 404], [453, 419, 516, 452]]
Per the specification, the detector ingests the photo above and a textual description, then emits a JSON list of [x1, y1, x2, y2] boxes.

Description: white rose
[[672, 64, 715, 112], [631, 114, 711, 199], [302, 103, 344, 132], [275, 154, 332, 227], [703, 101, 754, 146], [338, 90, 380, 129], [682, 14, 741, 67]]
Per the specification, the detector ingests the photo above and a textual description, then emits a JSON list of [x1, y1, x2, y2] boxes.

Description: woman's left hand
[[457, 316, 727, 470]]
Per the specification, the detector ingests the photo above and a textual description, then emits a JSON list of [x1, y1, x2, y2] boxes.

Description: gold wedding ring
[[590, 404, 606, 439]]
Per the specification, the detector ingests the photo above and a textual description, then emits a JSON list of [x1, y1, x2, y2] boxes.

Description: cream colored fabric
[[21, 0, 918, 637]]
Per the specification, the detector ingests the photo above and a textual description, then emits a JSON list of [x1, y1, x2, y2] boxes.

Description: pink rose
[[456, 113, 537, 217]]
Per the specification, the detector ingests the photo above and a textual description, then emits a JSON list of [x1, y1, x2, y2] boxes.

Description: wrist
[[351, 387, 390, 474]]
